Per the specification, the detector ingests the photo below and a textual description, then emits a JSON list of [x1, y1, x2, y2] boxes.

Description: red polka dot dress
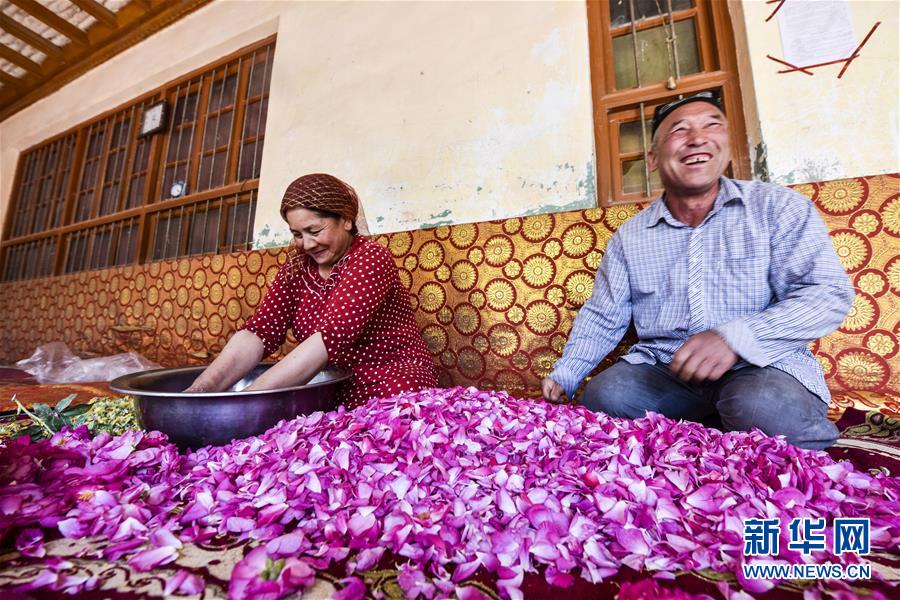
[[241, 237, 438, 408]]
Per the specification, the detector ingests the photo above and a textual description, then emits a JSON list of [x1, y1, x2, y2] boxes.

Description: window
[[1, 37, 274, 282], [149, 189, 257, 261], [587, 0, 749, 204]]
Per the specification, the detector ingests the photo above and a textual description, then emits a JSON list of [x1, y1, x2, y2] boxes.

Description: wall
[[253, 0, 595, 244], [739, 0, 899, 185]]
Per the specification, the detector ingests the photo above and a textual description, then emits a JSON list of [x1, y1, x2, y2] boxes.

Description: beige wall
[[255, 0, 596, 244], [740, 0, 899, 185]]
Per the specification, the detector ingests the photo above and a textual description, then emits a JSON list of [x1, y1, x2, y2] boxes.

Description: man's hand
[[541, 377, 567, 403], [670, 330, 738, 383]]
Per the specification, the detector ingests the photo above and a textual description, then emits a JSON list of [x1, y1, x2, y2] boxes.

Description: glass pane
[[104, 148, 126, 184], [87, 130, 105, 157], [204, 111, 233, 149], [674, 19, 700, 77], [65, 234, 89, 273], [90, 229, 113, 269], [32, 205, 48, 235], [621, 159, 662, 195], [3, 248, 13, 280], [173, 92, 199, 125], [111, 118, 130, 148], [99, 184, 120, 216], [152, 215, 184, 261], [619, 119, 653, 154], [248, 53, 273, 97], [613, 18, 700, 89], [226, 200, 255, 250], [75, 190, 94, 222], [242, 98, 266, 139], [198, 152, 228, 192], [127, 175, 145, 209], [4, 248, 14, 280], [239, 141, 261, 180], [23, 244, 37, 278], [208, 74, 237, 112], [610, 0, 693, 28], [132, 138, 150, 171], [189, 207, 221, 254], [51, 172, 69, 227], [43, 146, 59, 172], [41, 240, 56, 277], [167, 126, 194, 162], [116, 224, 137, 266]]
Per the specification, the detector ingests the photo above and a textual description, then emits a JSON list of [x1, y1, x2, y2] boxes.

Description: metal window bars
[[1, 237, 56, 281], [238, 45, 273, 181], [150, 188, 257, 261], [63, 216, 140, 274], [1, 38, 275, 282]]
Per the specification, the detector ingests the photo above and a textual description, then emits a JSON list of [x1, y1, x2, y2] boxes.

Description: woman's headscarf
[[279, 173, 359, 224]]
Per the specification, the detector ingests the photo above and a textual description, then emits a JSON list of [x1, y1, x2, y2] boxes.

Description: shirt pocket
[[714, 255, 772, 314]]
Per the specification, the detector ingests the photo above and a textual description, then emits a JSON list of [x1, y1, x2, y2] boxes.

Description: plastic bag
[[16, 342, 161, 384]]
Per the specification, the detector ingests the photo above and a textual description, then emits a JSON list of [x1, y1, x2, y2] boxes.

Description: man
[[541, 91, 854, 450]]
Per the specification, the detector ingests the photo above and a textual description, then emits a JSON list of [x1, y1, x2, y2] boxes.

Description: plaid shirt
[[550, 178, 854, 403]]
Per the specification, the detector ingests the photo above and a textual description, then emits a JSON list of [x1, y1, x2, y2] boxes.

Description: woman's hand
[[184, 330, 265, 392], [244, 332, 329, 391]]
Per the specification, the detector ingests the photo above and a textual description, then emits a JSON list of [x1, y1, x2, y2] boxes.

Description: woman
[[187, 174, 438, 408]]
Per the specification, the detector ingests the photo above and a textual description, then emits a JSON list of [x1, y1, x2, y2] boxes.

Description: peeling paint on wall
[[251, 1, 596, 240], [419, 208, 454, 229], [752, 142, 770, 182], [253, 222, 291, 250], [773, 158, 842, 187], [576, 160, 597, 206]]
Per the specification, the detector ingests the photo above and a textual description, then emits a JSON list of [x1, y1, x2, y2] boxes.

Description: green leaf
[[66, 404, 91, 418], [47, 414, 66, 432], [31, 404, 53, 418], [20, 425, 43, 440], [55, 394, 76, 413]]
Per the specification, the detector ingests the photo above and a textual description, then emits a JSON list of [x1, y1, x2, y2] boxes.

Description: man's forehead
[[661, 102, 727, 128]]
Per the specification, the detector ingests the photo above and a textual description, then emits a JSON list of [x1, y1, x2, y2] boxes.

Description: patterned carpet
[[0, 373, 897, 599]]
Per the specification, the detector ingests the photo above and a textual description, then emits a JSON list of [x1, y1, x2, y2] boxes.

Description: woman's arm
[[243, 332, 328, 391], [185, 330, 265, 392]]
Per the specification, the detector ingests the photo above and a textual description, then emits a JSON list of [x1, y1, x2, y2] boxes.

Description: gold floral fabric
[[0, 175, 896, 409]]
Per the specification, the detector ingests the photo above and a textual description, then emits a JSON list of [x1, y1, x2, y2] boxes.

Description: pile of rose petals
[[1, 386, 898, 599]]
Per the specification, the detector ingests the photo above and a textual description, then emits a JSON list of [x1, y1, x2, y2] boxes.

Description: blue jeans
[[581, 361, 839, 450]]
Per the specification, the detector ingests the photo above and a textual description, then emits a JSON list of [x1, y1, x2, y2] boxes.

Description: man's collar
[[645, 177, 744, 228]]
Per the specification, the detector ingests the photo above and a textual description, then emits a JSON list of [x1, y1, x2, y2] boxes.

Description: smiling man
[[541, 91, 854, 450]]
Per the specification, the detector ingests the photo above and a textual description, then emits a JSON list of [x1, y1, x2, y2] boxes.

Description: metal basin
[[109, 364, 350, 450]]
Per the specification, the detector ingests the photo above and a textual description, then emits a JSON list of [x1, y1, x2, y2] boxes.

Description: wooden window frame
[[1, 36, 275, 282], [587, 0, 750, 205]]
